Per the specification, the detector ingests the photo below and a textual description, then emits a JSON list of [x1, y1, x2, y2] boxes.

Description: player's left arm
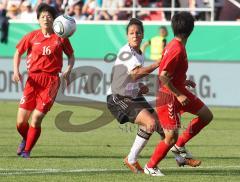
[[62, 37, 75, 86], [62, 53, 75, 86], [160, 70, 190, 106]]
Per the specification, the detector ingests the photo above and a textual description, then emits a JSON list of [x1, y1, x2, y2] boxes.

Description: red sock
[[24, 126, 41, 153], [16, 122, 29, 140], [176, 117, 208, 147], [147, 141, 171, 168]]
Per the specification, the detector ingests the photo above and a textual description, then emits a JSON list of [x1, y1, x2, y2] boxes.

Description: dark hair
[[126, 18, 144, 34], [171, 12, 194, 38], [36, 3, 58, 20], [160, 26, 167, 32]]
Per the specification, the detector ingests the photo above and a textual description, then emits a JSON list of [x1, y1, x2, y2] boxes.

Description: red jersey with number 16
[[159, 38, 188, 93], [16, 29, 74, 75]]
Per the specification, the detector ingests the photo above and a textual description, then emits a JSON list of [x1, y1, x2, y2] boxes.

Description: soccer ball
[[53, 15, 76, 38]]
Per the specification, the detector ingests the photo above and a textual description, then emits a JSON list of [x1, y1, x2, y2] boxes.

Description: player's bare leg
[[16, 108, 32, 155], [152, 111, 165, 139], [144, 129, 178, 176], [21, 110, 45, 158], [124, 109, 156, 174], [134, 109, 156, 133], [30, 109, 45, 128], [172, 105, 213, 167]]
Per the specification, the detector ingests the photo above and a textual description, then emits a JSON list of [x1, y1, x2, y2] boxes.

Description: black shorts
[[107, 94, 154, 124]]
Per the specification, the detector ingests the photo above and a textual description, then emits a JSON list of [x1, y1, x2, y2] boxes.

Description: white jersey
[[107, 44, 144, 98]]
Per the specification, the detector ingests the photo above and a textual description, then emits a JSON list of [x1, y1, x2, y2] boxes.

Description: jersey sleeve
[[16, 32, 33, 55], [62, 38, 74, 57], [116, 45, 142, 73], [161, 48, 181, 76], [125, 55, 142, 73]]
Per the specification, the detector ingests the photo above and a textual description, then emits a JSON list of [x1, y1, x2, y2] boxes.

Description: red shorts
[[19, 72, 60, 114], [156, 89, 204, 130]]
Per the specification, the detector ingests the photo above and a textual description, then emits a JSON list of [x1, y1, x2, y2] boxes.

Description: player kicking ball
[[144, 12, 213, 176], [13, 3, 75, 158]]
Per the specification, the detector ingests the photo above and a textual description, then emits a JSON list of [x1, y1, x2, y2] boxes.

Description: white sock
[[127, 135, 148, 164]]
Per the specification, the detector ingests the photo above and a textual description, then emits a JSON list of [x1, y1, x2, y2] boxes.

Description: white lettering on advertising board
[[0, 59, 239, 106]]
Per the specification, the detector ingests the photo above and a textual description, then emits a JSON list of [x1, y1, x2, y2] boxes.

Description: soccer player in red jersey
[[144, 12, 213, 176], [12, 3, 75, 158]]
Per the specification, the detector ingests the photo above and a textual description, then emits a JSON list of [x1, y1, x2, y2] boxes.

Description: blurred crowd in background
[[0, 0, 239, 44], [0, 0, 239, 22]]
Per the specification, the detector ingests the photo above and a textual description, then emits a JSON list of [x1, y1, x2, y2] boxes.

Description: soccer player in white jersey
[[107, 18, 163, 173]]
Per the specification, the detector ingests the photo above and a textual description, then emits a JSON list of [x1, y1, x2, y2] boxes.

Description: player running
[[13, 3, 75, 158], [144, 12, 213, 176], [107, 18, 164, 174]]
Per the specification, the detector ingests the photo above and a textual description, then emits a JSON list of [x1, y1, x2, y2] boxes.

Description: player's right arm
[[130, 61, 160, 81], [13, 50, 22, 83], [138, 82, 149, 95], [12, 31, 34, 83], [159, 70, 189, 106]]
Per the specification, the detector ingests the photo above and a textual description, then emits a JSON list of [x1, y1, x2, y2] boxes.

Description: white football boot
[[144, 165, 165, 176], [171, 145, 201, 167]]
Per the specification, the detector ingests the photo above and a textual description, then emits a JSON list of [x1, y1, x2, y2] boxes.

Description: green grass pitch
[[0, 101, 240, 181]]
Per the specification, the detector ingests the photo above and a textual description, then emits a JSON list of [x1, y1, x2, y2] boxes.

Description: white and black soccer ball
[[53, 15, 76, 38]]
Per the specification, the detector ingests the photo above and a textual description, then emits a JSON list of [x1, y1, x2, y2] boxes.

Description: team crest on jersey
[[54, 40, 62, 46]]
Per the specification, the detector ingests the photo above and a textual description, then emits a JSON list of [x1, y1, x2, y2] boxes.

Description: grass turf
[[0, 101, 240, 181]]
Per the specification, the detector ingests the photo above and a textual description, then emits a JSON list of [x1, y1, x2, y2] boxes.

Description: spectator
[[55, 0, 65, 14], [138, 0, 164, 21], [188, 0, 211, 21], [98, 0, 127, 20], [0, 8, 9, 43], [137, 0, 150, 20], [214, 0, 224, 20], [162, 0, 180, 21], [18, 1, 36, 21], [219, 0, 240, 21], [66, 0, 84, 16], [7, 4, 19, 19], [82, 0, 97, 20], [72, 1, 87, 21]]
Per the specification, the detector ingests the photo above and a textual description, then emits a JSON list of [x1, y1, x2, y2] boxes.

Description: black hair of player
[[36, 3, 58, 20], [126, 18, 144, 34], [171, 12, 195, 38], [160, 26, 167, 32]]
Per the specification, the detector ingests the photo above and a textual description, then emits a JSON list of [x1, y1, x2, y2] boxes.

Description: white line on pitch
[[0, 166, 240, 176], [0, 169, 128, 176]]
